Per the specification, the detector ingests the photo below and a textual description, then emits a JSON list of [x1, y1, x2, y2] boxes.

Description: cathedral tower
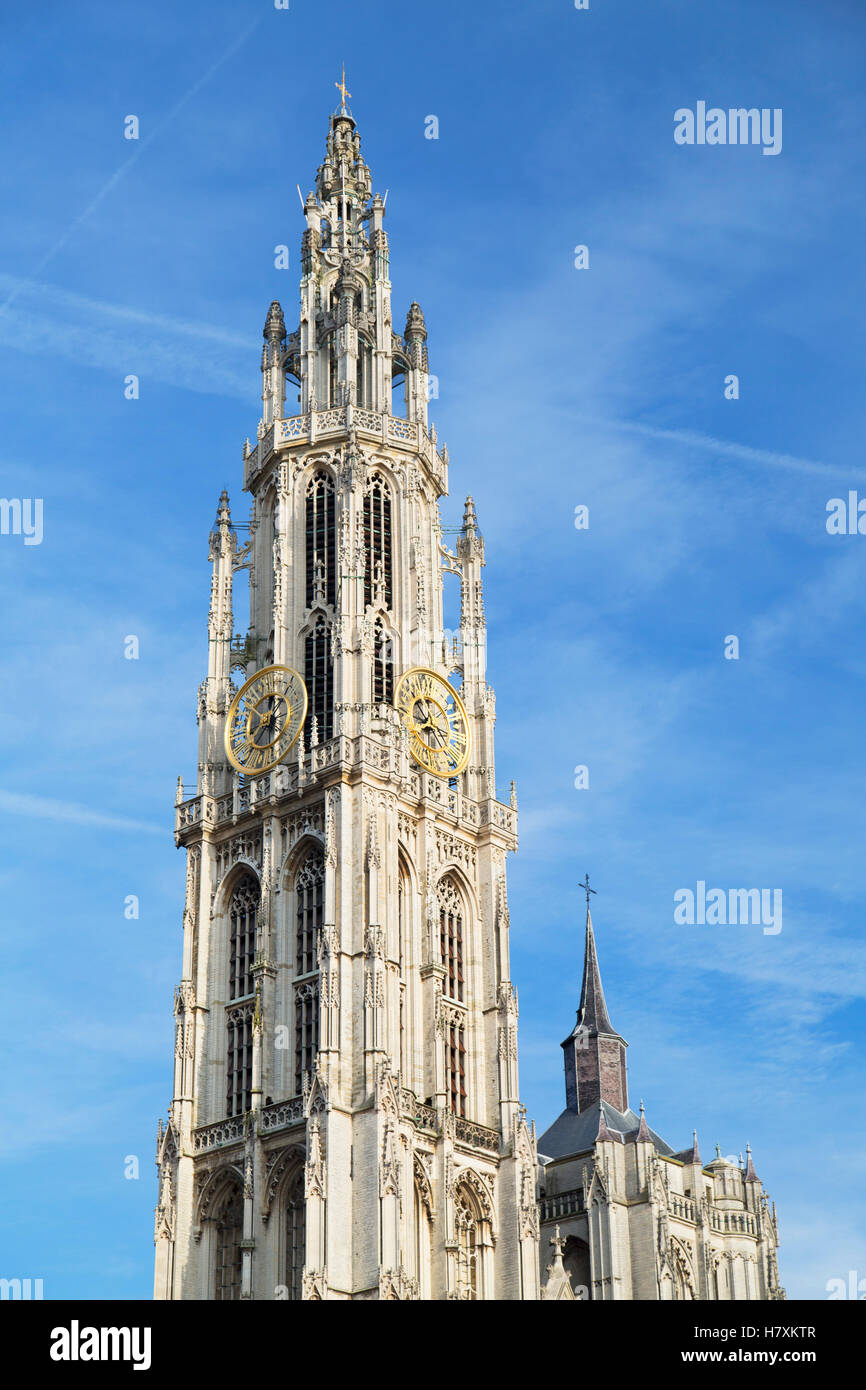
[[154, 92, 540, 1301]]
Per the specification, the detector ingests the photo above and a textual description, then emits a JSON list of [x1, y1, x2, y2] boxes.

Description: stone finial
[[744, 1142, 760, 1183], [404, 301, 427, 341], [217, 490, 231, 527], [264, 299, 285, 340], [462, 494, 478, 537], [636, 1099, 651, 1142]]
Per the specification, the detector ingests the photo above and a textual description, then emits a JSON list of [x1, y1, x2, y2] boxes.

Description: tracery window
[[296, 850, 324, 975], [304, 614, 333, 743], [372, 617, 393, 706], [455, 1187, 480, 1300], [446, 1019, 467, 1118], [305, 470, 335, 608], [356, 335, 373, 409], [294, 980, 319, 1097], [226, 1003, 254, 1117], [284, 1171, 305, 1301], [214, 1182, 243, 1300], [229, 873, 259, 1000], [363, 473, 393, 610], [438, 876, 464, 1002]]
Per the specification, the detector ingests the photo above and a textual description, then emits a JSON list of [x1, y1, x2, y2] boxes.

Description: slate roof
[[537, 1098, 676, 1161]]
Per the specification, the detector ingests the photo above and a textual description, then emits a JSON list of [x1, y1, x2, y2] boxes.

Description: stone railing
[[709, 1208, 757, 1236], [401, 1092, 438, 1132], [260, 1097, 305, 1133], [539, 1187, 585, 1223], [454, 1117, 500, 1155], [175, 738, 517, 847], [192, 1116, 246, 1154], [245, 406, 448, 491], [670, 1193, 697, 1223]]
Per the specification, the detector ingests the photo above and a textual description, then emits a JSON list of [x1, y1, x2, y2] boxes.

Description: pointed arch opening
[[304, 614, 333, 744], [453, 1177, 493, 1301], [371, 615, 394, 707], [292, 846, 323, 1096], [213, 1179, 244, 1301], [282, 1164, 306, 1301], [305, 470, 335, 608], [363, 472, 393, 610]]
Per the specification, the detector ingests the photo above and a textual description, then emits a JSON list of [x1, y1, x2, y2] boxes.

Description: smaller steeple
[[744, 1142, 760, 1183], [561, 887, 628, 1115]]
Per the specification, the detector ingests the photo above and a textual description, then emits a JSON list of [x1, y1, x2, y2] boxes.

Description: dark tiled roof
[[538, 1099, 676, 1161]]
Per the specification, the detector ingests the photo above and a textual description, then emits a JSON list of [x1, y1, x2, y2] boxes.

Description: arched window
[[455, 1186, 480, 1300], [356, 335, 373, 409], [412, 1176, 432, 1299], [372, 617, 393, 706], [438, 877, 464, 1002], [304, 615, 333, 743], [295, 850, 324, 975], [305, 471, 335, 609], [363, 473, 392, 610], [284, 1171, 305, 1301], [229, 873, 259, 1000], [326, 332, 339, 407], [226, 1003, 254, 1117], [563, 1235, 592, 1300], [397, 861, 411, 1080], [294, 981, 319, 1097], [214, 1181, 243, 1300], [293, 848, 323, 1096], [446, 1019, 467, 1118]]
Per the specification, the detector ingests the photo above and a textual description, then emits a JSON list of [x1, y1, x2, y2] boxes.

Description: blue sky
[[1, 0, 864, 1300]]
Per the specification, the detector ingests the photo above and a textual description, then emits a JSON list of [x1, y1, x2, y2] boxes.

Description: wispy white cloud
[[576, 415, 863, 482], [0, 790, 164, 835], [0, 274, 253, 398]]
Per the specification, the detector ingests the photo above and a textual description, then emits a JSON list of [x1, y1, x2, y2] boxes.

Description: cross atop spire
[[580, 872, 596, 909]]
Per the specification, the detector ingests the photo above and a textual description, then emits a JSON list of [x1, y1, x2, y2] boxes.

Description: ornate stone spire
[[744, 1142, 760, 1183]]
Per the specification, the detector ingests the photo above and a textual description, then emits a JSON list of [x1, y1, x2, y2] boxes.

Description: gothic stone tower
[[153, 97, 540, 1301]]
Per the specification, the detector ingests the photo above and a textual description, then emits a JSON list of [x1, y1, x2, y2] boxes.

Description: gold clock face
[[394, 667, 470, 778], [225, 664, 308, 775]]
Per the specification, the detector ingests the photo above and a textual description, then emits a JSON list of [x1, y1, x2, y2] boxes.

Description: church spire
[[576, 904, 616, 1035], [561, 885, 629, 1115]]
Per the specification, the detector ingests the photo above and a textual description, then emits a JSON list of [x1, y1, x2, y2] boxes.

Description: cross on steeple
[[335, 64, 351, 113], [580, 873, 596, 909]]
